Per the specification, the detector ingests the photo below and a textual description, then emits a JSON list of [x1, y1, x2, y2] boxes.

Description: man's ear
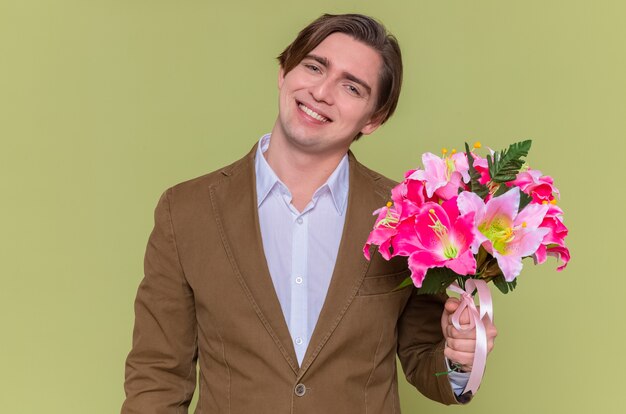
[[360, 114, 384, 136], [278, 66, 285, 89]]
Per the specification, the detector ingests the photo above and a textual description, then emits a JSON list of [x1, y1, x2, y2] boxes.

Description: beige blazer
[[122, 144, 460, 413]]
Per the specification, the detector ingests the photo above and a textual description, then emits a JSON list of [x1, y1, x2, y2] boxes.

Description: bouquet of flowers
[[363, 140, 569, 393]]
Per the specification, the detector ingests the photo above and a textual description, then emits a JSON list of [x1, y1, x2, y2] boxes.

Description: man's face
[[275, 32, 383, 154]]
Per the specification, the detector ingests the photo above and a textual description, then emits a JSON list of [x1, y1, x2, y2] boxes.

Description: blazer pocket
[[357, 270, 412, 296]]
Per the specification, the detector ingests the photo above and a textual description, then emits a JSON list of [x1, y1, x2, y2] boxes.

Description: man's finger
[[444, 297, 460, 314], [448, 308, 473, 326], [446, 324, 477, 339], [446, 337, 476, 353]]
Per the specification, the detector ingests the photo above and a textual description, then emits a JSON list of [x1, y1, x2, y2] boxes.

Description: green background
[[1, 0, 624, 412]]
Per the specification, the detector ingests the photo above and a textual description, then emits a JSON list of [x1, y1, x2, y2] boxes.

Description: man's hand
[[441, 297, 498, 372]]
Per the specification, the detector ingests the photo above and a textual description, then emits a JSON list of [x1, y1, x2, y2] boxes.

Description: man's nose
[[309, 77, 334, 105]]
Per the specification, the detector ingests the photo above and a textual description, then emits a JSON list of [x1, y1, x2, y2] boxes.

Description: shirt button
[[296, 217, 303, 224], [295, 337, 303, 345], [295, 276, 303, 284], [295, 383, 306, 397]]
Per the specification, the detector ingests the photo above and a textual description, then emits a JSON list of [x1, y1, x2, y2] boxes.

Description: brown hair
[[278, 13, 403, 130]]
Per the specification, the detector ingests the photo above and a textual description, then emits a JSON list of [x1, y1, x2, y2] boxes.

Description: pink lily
[[390, 176, 425, 221], [508, 169, 559, 203], [405, 198, 477, 287], [409, 152, 470, 201], [363, 203, 400, 260], [471, 153, 491, 185], [534, 245, 570, 271], [364, 176, 430, 261], [457, 187, 550, 281], [533, 204, 570, 270]]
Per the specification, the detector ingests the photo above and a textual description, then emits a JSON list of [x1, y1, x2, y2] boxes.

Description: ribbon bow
[[447, 278, 493, 394]]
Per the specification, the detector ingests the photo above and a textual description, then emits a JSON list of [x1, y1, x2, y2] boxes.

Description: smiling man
[[268, 32, 384, 213], [122, 13, 496, 413]]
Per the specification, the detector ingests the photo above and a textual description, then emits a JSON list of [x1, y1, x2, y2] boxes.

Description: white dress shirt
[[254, 133, 469, 395], [255, 133, 348, 365]]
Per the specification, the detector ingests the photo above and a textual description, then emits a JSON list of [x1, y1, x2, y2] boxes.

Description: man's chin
[[286, 134, 324, 150]]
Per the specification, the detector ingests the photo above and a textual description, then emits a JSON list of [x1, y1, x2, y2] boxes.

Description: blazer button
[[294, 383, 306, 397]]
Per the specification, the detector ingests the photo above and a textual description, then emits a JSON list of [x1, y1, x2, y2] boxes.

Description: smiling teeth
[[299, 104, 329, 122]]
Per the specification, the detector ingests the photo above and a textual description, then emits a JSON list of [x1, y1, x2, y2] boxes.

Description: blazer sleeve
[[396, 289, 467, 405], [122, 189, 198, 413]]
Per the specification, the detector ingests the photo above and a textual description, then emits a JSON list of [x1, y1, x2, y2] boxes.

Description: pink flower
[[364, 141, 570, 294], [390, 176, 425, 221], [471, 153, 491, 185], [363, 203, 399, 260], [389, 215, 420, 257], [508, 169, 559, 203], [364, 176, 431, 261], [533, 204, 570, 270], [457, 187, 550, 281], [534, 245, 570, 271], [409, 152, 470, 201], [405, 198, 477, 287]]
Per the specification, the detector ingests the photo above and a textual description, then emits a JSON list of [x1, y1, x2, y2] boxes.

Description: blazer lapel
[[209, 144, 299, 374], [297, 152, 388, 378]]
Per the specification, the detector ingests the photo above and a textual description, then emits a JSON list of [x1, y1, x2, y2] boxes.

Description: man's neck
[[264, 132, 348, 212]]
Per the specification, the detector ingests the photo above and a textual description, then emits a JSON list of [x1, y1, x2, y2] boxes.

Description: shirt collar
[[254, 133, 349, 214], [255, 133, 281, 207]]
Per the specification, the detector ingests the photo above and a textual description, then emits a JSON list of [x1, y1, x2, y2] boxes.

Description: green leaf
[[488, 140, 532, 184], [464, 142, 489, 199], [392, 276, 415, 292], [416, 267, 460, 295], [493, 184, 509, 197], [518, 191, 533, 212], [492, 274, 518, 294]]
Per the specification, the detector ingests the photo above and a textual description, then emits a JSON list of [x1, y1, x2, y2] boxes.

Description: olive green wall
[[1, 1, 623, 412]]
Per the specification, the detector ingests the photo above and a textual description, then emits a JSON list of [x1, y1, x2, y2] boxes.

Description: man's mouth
[[297, 102, 331, 123]]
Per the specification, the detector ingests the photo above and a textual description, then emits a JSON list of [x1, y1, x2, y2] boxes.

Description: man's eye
[[346, 85, 361, 96], [305, 64, 320, 73]]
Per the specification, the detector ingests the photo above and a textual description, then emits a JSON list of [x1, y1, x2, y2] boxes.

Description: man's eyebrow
[[304, 54, 329, 68], [303, 54, 372, 96]]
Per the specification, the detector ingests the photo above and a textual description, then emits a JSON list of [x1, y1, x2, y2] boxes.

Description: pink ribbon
[[447, 279, 493, 395]]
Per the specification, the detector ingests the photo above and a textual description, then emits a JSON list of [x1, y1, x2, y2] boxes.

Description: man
[[122, 13, 497, 413]]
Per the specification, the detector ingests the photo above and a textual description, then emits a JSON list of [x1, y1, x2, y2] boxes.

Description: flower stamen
[[479, 215, 527, 255], [376, 204, 399, 228], [428, 208, 458, 259]]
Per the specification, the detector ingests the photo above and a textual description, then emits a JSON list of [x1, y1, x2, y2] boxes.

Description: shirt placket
[[290, 212, 308, 366]]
